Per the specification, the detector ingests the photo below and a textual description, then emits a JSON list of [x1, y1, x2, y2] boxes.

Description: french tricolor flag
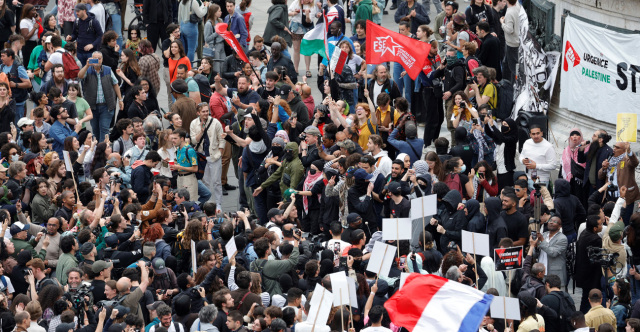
[[384, 274, 494, 332]]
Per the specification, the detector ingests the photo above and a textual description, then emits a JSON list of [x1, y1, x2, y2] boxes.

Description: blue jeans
[[252, 185, 268, 225], [15, 101, 25, 125], [49, 5, 57, 16], [91, 105, 114, 142], [197, 180, 211, 204], [628, 264, 640, 304], [108, 13, 124, 50], [77, 50, 93, 66], [393, 62, 412, 104], [180, 22, 198, 62]]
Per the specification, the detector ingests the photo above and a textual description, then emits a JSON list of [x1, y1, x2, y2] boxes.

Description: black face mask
[[501, 126, 510, 133], [271, 146, 284, 158], [284, 151, 294, 162], [309, 169, 317, 175]]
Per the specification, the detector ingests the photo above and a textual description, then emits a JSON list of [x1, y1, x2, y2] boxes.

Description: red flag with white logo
[[215, 23, 249, 63], [366, 21, 431, 80]]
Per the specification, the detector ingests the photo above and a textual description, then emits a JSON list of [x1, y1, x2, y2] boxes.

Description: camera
[[447, 241, 457, 252], [105, 258, 120, 265], [45, 138, 54, 144], [466, 76, 477, 85], [67, 283, 94, 310], [459, 101, 466, 109], [96, 299, 121, 309], [479, 114, 486, 123], [110, 174, 123, 184], [588, 247, 620, 269], [608, 184, 619, 192], [190, 286, 203, 296], [299, 132, 307, 140]]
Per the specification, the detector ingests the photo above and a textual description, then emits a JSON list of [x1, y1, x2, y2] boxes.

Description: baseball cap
[[10, 222, 30, 236], [17, 117, 34, 128], [353, 168, 373, 181], [112, 305, 130, 318], [337, 140, 357, 153], [146, 301, 165, 311], [104, 235, 119, 248], [609, 219, 625, 242], [74, 3, 87, 11], [91, 260, 113, 273], [387, 181, 402, 195], [80, 242, 95, 256], [303, 125, 321, 136], [152, 258, 167, 274], [279, 84, 292, 97], [346, 213, 362, 224], [267, 208, 283, 220]]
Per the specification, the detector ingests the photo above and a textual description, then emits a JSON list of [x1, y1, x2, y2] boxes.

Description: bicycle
[[127, 4, 147, 39]]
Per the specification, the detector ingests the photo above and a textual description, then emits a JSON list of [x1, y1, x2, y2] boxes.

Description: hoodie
[[70, 12, 104, 52], [485, 197, 508, 254], [260, 142, 305, 198], [450, 126, 474, 172], [371, 150, 392, 178], [553, 179, 586, 236], [465, 199, 485, 233], [486, 117, 518, 173], [428, 190, 467, 252]]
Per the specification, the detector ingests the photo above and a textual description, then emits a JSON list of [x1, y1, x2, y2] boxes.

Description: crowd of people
[[0, 0, 636, 331]]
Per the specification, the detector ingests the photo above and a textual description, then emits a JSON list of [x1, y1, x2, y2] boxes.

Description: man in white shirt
[[190, 104, 225, 209], [519, 125, 557, 185], [323, 222, 350, 266]]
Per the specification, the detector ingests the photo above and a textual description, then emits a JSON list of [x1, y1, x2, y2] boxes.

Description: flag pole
[[508, 270, 512, 297], [503, 298, 507, 330], [347, 282, 354, 331], [396, 216, 400, 262], [421, 200, 425, 252]]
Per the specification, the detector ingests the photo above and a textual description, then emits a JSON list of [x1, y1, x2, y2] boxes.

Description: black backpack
[[518, 276, 544, 298], [192, 74, 212, 103], [494, 79, 514, 120], [549, 292, 577, 332]]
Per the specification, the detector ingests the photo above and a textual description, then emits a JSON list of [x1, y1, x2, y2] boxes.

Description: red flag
[[215, 23, 249, 63], [366, 21, 431, 80]]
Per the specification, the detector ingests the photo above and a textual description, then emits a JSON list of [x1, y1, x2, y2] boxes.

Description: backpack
[[192, 74, 212, 103], [0, 62, 28, 102], [57, 50, 80, 80], [464, 29, 483, 49], [549, 292, 577, 332], [519, 276, 544, 298], [465, 55, 482, 78], [250, 259, 279, 292], [494, 79, 515, 120], [444, 173, 463, 196]]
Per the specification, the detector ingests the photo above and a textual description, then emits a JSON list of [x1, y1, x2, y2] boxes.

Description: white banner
[[560, 15, 640, 125], [512, 7, 560, 117]]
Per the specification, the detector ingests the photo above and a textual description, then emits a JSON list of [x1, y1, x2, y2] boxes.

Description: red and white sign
[[366, 21, 431, 80], [215, 23, 249, 63]]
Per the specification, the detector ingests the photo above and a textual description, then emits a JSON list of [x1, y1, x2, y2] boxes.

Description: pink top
[[57, 0, 77, 22]]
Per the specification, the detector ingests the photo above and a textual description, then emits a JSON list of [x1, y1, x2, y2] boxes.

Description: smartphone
[[339, 257, 347, 269], [232, 91, 238, 99], [224, 119, 230, 126], [88, 58, 99, 65], [531, 231, 537, 240]]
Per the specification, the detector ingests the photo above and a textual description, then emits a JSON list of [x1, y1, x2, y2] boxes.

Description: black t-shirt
[[389, 198, 411, 218], [501, 210, 529, 242], [91, 279, 107, 302], [161, 38, 171, 67], [57, 99, 78, 119], [257, 86, 280, 100]]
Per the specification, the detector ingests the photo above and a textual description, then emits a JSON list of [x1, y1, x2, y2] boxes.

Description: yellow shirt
[[358, 117, 376, 150], [480, 83, 498, 109], [585, 305, 617, 331], [376, 106, 402, 128]]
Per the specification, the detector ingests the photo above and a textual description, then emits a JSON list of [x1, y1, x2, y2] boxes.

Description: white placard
[[366, 241, 397, 278], [399, 272, 413, 289], [225, 238, 237, 259], [62, 151, 73, 171], [382, 218, 412, 241], [306, 284, 333, 328], [461, 231, 490, 257], [410, 194, 437, 221], [490, 296, 521, 321], [191, 240, 197, 276], [329, 272, 350, 307], [347, 277, 358, 309]]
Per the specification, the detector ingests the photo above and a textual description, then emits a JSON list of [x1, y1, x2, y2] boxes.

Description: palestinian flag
[[300, 22, 328, 59]]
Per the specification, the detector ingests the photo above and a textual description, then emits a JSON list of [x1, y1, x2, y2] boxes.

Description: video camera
[[66, 283, 94, 311], [587, 246, 620, 269]]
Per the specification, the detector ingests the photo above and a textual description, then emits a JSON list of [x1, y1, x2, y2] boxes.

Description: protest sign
[[494, 246, 524, 271]]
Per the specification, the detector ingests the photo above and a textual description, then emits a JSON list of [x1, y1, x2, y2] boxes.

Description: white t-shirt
[[373, 81, 384, 107], [20, 18, 38, 41], [89, 3, 106, 32], [346, 55, 363, 77], [44, 49, 66, 82], [323, 239, 350, 266]]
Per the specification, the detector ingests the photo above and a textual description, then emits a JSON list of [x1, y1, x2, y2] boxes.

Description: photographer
[[465, 66, 496, 111], [535, 216, 568, 288], [602, 186, 628, 278], [16, 118, 34, 152], [522, 234, 547, 300], [105, 153, 132, 189]]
